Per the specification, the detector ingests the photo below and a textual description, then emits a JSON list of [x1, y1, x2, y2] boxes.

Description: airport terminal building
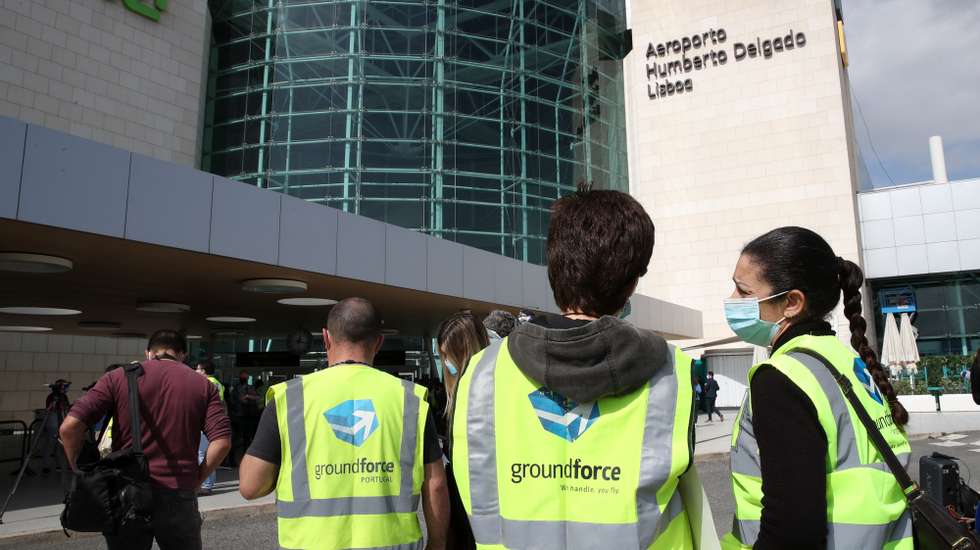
[[0, 0, 977, 421], [0, 0, 697, 424], [622, 0, 978, 355]]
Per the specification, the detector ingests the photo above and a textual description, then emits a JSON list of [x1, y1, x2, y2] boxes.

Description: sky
[[843, 0, 980, 187]]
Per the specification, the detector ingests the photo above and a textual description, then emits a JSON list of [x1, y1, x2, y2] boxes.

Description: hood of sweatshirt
[[506, 315, 670, 403]]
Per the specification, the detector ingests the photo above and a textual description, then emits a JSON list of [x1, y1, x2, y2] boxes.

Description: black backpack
[[61, 362, 153, 534]]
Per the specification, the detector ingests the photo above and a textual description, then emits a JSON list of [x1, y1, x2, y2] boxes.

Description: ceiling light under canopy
[[0, 307, 81, 316], [137, 302, 190, 313], [206, 316, 256, 323], [241, 279, 308, 294], [277, 297, 338, 306], [0, 253, 73, 273], [0, 326, 52, 332]]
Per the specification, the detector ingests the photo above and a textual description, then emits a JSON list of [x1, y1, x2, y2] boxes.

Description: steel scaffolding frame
[[204, 0, 629, 265]]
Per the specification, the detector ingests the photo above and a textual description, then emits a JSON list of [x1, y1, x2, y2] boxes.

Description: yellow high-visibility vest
[[722, 334, 912, 550], [452, 339, 696, 549], [206, 375, 225, 402], [270, 365, 428, 550]]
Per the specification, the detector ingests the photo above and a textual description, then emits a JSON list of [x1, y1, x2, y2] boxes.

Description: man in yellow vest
[[196, 361, 225, 402], [239, 298, 449, 549], [451, 185, 698, 549]]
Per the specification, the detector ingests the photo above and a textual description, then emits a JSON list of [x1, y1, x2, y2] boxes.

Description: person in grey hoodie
[[450, 185, 698, 550]]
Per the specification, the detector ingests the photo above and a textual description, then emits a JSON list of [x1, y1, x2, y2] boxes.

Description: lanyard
[[329, 359, 371, 368]]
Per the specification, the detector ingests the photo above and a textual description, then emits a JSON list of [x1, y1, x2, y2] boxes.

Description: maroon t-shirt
[[69, 359, 231, 490]]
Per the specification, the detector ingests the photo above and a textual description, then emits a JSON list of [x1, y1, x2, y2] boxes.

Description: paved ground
[[0, 507, 277, 550], [5, 429, 980, 548], [699, 430, 980, 537]]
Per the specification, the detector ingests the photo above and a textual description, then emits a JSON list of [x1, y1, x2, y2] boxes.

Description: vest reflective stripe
[[278, 377, 421, 518], [465, 342, 501, 539], [727, 336, 912, 550], [729, 397, 759, 478], [636, 345, 685, 547], [463, 340, 692, 549], [790, 351, 861, 470], [285, 377, 311, 502], [280, 542, 422, 550], [468, 492, 686, 549], [277, 494, 419, 518], [733, 510, 913, 550]]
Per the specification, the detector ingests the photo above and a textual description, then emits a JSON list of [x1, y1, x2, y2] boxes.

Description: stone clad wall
[[0, 332, 147, 426], [625, 0, 862, 339], [0, 0, 209, 166]]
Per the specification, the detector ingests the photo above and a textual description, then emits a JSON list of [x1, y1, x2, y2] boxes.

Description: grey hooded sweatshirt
[[507, 314, 671, 403]]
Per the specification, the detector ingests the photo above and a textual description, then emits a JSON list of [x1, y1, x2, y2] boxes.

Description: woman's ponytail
[[839, 258, 909, 426]]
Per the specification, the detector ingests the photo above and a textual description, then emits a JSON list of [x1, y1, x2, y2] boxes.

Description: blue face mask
[[444, 359, 458, 377], [723, 291, 789, 347]]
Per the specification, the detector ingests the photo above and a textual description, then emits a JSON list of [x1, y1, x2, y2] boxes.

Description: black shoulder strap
[[124, 362, 144, 454], [789, 348, 918, 495]]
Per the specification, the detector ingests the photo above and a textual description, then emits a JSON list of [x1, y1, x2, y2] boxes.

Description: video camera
[[46, 379, 71, 393], [921, 452, 980, 528]]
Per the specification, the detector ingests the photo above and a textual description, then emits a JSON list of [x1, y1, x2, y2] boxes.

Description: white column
[[929, 136, 949, 184]]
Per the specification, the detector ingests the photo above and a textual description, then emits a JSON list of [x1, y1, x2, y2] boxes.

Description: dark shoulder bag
[[61, 362, 153, 535], [794, 349, 980, 550]]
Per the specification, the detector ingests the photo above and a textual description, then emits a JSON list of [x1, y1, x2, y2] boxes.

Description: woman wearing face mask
[[436, 311, 489, 550], [437, 311, 490, 424], [721, 227, 912, 550]]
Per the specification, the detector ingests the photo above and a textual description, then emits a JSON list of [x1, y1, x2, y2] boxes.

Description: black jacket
[[704, 378, 719, 399]]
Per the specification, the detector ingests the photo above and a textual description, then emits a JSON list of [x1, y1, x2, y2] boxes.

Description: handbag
[[793, 348, 980, 550], [61, 362, 153, 535]]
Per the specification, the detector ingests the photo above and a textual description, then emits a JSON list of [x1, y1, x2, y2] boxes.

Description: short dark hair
[[708, 371, 714, 376], [327, 297, 382, 344], [547, 186, 655, 317], [483, 310, 516, 338], [197, 360, 215, 375], [147, 329, 186, 354]]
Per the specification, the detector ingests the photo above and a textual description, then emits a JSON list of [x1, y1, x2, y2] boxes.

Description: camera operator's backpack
[[61, 362, 152, 535]]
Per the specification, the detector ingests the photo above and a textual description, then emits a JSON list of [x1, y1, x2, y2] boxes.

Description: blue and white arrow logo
[[528, 388, 599, 442], [325, 399, 379, 446], [853, 357, 884, 405]]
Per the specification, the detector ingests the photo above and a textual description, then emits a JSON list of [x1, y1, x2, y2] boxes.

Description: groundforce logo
[[325, 399, 379, 446], [528, 388, 599, 442], [314, 458, 395, 481], [511, 458, 621, 484], [853, 358, 884, 405]]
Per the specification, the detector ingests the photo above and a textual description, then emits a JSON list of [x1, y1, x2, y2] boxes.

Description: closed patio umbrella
[[898, 312, 920, 380], [880, 313, 903, 377]]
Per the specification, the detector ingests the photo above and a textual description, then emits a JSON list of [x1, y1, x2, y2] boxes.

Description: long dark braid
[[839, 259, 909, 425]]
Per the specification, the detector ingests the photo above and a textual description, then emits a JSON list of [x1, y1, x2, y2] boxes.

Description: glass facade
[[872, 273, 980, 356], [204, 0, 630, 265]]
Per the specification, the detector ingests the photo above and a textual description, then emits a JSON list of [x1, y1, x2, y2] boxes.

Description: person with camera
[[35, 379, 72, 480], [60, 330, 231, 550]]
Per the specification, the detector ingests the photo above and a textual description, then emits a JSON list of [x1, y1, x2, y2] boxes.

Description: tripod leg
[[0, 408, 55, 524]]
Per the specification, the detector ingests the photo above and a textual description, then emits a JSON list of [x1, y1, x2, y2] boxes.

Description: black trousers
[[230, 416, 245, 466], [707, 397, 723, 420], [104, 488, 202, 550]]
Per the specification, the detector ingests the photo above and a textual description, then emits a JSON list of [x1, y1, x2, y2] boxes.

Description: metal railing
[[0, 420, 29, 467]]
